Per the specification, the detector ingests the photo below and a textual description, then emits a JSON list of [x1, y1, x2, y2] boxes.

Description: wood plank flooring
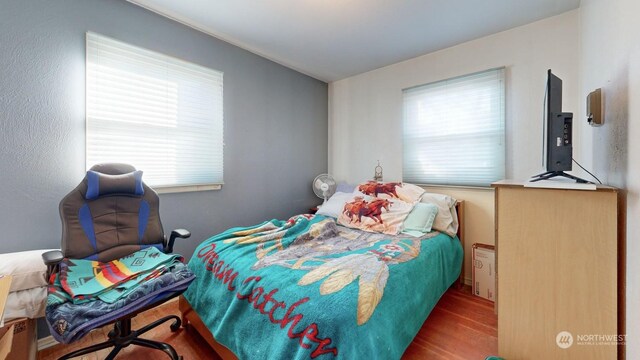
[[403, 286, 497, 359], [38, 286, 496, 360]]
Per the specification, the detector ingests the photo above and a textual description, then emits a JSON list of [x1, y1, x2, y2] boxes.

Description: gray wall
[[0, 0, 328, 258]]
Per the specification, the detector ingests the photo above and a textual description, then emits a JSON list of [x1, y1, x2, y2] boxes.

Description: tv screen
[[532, 70, 589, 183], [545, 69, 572, 172]]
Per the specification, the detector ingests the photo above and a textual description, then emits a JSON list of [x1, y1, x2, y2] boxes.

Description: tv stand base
[[530, 171, 590, 184]]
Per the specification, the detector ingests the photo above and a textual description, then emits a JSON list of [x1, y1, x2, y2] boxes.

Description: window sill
[[418, 184, 495, 191], [153, 184, 223, 194]]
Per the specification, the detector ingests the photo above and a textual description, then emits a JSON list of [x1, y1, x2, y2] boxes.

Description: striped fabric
[[51, 247, 183, 305]]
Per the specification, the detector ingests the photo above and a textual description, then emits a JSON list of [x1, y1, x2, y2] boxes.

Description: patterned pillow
[[355, 181, 425, 203], [337, 194, 412, 235]]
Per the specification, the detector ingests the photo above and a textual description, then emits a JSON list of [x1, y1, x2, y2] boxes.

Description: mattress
[[2, 286, 46, 323]]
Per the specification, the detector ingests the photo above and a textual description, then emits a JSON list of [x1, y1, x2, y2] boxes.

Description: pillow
[[3, 286, 47, 322], [356, 181, 425, 203], [335, 182, 357, 193], [402, 202, 439, 236], [316, 192, 354, 218], [86, 170, 144, 200], [0, 249, 53, 292], [337, 193, 414, 235], [421, 193, 459, 237]]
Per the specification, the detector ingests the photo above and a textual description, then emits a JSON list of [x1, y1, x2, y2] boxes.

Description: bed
[[179, 201, 465, 360]]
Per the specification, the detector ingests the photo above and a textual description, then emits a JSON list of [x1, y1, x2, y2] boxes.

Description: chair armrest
[[166, 229, 191, 254], [42, 250, 63, 266], [42, 250, 64, 278]]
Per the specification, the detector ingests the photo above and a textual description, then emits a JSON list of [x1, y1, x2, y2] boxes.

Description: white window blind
[[86, 32, 223, 188], [403, 68, 505, 187]]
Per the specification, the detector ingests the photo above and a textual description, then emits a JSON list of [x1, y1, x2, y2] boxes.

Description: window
[[86, 32, 223, 188], [403, 68, 505, 187]]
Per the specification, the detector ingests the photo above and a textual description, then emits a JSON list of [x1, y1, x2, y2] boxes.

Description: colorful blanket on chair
[[185, 214, 463, 360], [46, 262, 194, 344], [48, 247, 184, 305]]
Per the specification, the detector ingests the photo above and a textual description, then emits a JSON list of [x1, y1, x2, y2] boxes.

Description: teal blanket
[[185, 214, 462, 360]]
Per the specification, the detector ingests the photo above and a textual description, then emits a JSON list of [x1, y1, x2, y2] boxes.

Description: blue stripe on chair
[[78, 203, 98, 253], [85, 171, 100, 200], [133, 170, 144, 196], [138, 200, 150, 243]]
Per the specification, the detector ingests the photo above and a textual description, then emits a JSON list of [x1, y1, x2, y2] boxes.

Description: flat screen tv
[[531, 70, 588, 183]]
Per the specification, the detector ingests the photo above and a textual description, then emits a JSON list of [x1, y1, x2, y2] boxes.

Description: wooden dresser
[[493, 180, 620, 359]]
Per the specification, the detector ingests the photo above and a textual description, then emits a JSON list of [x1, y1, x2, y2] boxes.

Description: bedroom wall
[[0, 0, 327, 257], [329, 10, 580, 283], [579, 0, 640, 355]]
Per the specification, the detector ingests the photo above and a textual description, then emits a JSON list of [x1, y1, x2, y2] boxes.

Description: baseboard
[[38, 335, 59, 351]]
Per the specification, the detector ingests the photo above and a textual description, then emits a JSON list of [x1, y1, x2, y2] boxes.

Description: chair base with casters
[[59, 314, 182, 360]]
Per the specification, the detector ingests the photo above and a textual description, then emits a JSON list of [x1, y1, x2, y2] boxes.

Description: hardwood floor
[[38, 286, 496, 360], [403, 286, 497, 359]]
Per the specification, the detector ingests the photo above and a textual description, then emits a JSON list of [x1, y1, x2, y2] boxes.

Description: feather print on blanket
[[228, 215, 437, 325], [298, 254, 388, 325]]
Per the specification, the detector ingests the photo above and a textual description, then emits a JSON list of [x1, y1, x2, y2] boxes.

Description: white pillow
[[316, 192, 354, 218], [0, 249, 54, 292], [420, 193, 459, 237]]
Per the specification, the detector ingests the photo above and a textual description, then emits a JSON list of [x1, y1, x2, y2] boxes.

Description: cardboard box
[[0, 324, 14, 360], [472, 243, 495, 302], [0, 276, 37, 360], [0, 276, 10, 322], [0, 318, 36, 360], [1, 275, 13, 360]]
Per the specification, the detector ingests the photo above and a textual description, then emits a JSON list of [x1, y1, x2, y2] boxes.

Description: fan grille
[[312, 174, 337, 200]]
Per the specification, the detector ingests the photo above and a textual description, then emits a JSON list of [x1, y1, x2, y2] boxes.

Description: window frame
[[402, 67, 506, 188], [85, 32, 224, 193]]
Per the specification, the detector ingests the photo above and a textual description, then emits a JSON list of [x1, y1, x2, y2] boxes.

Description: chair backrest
[[59, 163, 165, 262]]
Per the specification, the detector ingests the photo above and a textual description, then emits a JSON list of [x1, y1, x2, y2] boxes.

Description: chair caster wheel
[[170, 319, 181, 332]]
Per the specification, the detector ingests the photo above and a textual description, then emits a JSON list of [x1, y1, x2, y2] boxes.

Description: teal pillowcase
[[403, 203, 439, 236]]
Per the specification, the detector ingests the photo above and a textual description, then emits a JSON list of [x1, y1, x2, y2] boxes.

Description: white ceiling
[[128, 0, 581, 82]]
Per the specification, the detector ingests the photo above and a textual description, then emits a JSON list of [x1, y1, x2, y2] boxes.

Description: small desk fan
[[313, 174, 337, 204]]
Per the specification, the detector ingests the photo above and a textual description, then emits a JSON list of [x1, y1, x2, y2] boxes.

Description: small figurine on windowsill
[[373, 160, 383, 182]]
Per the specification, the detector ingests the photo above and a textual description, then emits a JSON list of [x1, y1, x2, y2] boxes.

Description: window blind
[[86, 32, 223, 188], [403, 68, 505, 187]]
